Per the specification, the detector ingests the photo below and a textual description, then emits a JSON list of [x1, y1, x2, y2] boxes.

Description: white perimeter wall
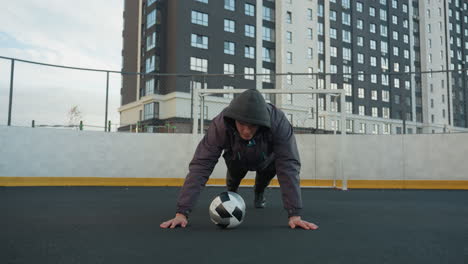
[[1, 126, 467, 182]]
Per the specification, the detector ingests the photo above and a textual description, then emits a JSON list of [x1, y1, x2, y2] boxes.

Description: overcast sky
[[0, 0, 124, 130]]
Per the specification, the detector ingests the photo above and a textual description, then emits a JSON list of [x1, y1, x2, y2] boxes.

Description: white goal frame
[[192, 88, 348, 190]]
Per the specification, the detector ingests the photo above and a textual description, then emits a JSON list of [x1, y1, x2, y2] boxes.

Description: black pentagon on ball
[[231, 206, 243, 221], [219, 192, 230, 202], [215, 203, 232, 218]]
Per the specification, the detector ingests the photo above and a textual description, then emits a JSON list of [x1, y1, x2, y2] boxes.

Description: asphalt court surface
[[1, 186, 467, 264]]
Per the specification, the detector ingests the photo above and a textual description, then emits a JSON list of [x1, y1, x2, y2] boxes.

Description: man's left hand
[[288, 216, 319, 230]]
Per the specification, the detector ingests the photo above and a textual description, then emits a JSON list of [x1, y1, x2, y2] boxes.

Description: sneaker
[[254, 192, 266, 208]]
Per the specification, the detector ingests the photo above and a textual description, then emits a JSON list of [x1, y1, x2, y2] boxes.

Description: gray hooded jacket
[[176, 89, 302, 218]]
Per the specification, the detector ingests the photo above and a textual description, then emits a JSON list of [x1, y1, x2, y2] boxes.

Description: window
[[144, 102, 159, 120], [330, 46, 337, 57], [262, 47, 275, 62], [317, 4, 323, 17], [307, 28, 313, 40], [343, 48, 351, 61], [392, 15, 398, 25], [357, 20, 363, 30], [245, 25, 255, 38], [382, 91, 389, 102], [146, 55, 158, 73], [380, 9, 387, 21], [357, 36, 364, 46], [330, 28, 337, 39], [145, 78, 155, 95], [358, 53, 364, 64], [286, 11, 292, 23], [147, 10, 157, 29], [344, 83, 352, 96], [245, 3, 255, 16], [307, 8, 313, 20], [224, 19, 235, 32], [370, 24, 376, 33], [330, 10, 337, 21], [308, 48, 313, 59], [369, 7, 376, 16], [262, 68, 272, 83], [223, 63, 235, 76], [372, 90, 378, 100], [225, 0, 235, 11], [403, 34, 409, 43], [318, 41, 324, 54], [359, 123, 366, 134], [147, 32, 157, 51], [358, 88, 365, 98], [382, 107, 390, 118], [342, 0, 350, 8], [370, 56, 377, 67], [148, 0, 157, 6], [343, 65, 352, 79], [343, 30, 351, 43], [380, 25, 388, 37], [342, 13, 351, 25], [356, 2, 363, 12], [346, 103, 353, 114], [318, 23, 324, 35], [372, 107, 378, 117], [286, 52, 293, 64], [244, 46, 255, 59], [359, 106, 365, 116], [224, 41, 235, 55], [370, 40, 377, 50], [191, 11, 208, 26], [190, 57, 208, 72], [358, 71, 364, 81], [191, 34, 208, 49], [263, 27, 275, 42], [223, 86, 234, 99], [286, 31, 292, 43], [244, 67, 255, 80], [263, 7, 275, 21]]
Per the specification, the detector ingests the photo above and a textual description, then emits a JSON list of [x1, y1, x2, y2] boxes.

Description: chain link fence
[[2, 56, 468, 134]]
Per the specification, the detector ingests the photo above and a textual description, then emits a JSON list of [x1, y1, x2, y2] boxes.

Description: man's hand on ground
[[288, 216, 319, 230], [160, 213, 188, 229]]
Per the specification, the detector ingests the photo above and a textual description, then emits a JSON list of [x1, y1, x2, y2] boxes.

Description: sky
[[0, 0, 124, 131]]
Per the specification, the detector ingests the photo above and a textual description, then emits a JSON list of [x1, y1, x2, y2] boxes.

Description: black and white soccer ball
[[209, 191, 246, 229]]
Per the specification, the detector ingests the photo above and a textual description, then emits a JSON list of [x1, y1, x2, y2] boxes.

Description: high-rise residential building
[[119, 0, 468, 134]]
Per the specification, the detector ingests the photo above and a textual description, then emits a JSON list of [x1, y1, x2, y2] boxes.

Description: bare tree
[[67, 105, 82, 129]]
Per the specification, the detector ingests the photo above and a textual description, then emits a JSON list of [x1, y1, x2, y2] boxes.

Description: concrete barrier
[[1, 126, 467, 189]]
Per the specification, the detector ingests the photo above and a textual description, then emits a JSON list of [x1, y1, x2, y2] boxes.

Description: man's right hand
[[160, 213, 188, 229]]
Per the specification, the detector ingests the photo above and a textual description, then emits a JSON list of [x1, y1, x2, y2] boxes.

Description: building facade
[[120, 0, 468, 134]]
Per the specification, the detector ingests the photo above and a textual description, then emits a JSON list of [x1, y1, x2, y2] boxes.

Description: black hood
[[223, 89, 271, 128]]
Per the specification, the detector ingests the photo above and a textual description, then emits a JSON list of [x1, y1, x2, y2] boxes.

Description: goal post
[[192, 88, 347, 190]]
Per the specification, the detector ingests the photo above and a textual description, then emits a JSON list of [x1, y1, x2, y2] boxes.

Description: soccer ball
[[209, 191, 246, 229]]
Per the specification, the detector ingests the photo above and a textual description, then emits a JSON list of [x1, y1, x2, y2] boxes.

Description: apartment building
[[119, 0, 468, 134]]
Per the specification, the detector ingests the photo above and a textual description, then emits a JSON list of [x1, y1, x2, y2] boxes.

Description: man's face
[[235, 120, 259, 140]]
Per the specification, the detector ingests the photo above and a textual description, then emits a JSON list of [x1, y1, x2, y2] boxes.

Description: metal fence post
[[340, 91, 348, 191], [7, 59, 15, 126], [105, 71, 109, 132]]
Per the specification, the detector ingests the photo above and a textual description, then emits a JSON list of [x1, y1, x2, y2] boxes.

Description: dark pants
[[224, 157, 276, 193]]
